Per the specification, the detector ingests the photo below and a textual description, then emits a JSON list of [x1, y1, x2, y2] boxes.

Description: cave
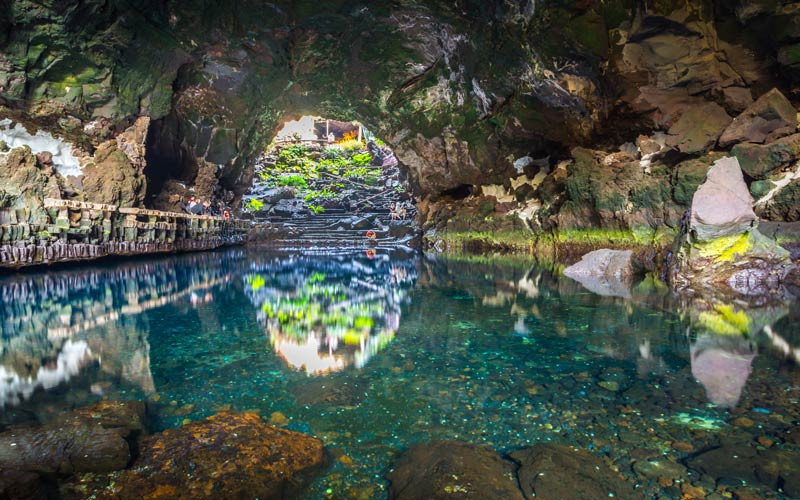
[[1, 1, 800, 499], [243, 115, 419, 252]]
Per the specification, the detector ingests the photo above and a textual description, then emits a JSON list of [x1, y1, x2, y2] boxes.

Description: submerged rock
[[387, 441, 524, 500], [99, 411, 325, 499], [0, 400, 145, 475], [685, 444, 800, 497], [563, 249, 634, 298], [510, 444, 638, 500]]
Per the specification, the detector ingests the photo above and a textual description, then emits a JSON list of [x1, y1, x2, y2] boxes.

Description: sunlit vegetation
[[250, 137, 384, 214]]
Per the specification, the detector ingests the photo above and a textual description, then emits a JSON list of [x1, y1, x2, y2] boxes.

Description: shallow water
[[1, 249, 799, 498]]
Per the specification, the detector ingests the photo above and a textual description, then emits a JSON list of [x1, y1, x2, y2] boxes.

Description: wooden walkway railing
[[0, 199, 252, 268]]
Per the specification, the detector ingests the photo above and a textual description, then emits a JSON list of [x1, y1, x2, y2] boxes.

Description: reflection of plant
[[698, 304, 751, 336], [248, 274, 266, 291]]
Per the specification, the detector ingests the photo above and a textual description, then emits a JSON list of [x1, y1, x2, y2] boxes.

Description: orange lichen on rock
[[98, 411, 325, 499]]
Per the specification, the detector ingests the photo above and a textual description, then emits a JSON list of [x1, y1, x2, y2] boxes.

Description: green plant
[[336, 138, 364, 152], [351, 152, 372, 167], [344, 166, 368, 178], [308, 204, 325, 215], [246, 198, 265, 211], [277, 175, 308, 188], [323, 147, 343, 160], [303, 187, 338, 202]]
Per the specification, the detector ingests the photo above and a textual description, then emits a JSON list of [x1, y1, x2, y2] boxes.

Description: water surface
[[1, 249, 799, 498]]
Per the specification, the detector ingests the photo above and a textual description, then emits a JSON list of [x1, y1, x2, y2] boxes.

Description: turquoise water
[[1, 249, 799, 498]]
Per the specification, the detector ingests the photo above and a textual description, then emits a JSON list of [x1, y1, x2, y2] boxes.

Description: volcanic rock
[[387, 441, 524, 500], [719, 89, 798, 147], [98, 411, 325, 499]]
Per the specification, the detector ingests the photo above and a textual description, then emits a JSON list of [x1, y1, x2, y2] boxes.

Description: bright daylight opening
[[243, 116, 418, 255]]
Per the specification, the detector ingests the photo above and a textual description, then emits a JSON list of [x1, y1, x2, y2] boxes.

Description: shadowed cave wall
[[2, 0, 800, 241]]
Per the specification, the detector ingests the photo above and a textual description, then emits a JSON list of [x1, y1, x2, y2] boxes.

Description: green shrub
[[246, 198, 265, 211], [351, 152, 372, 166], [277, 175, 308, 188]]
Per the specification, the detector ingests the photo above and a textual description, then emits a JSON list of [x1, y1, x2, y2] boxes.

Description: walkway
[[0, 198, 251, 269]]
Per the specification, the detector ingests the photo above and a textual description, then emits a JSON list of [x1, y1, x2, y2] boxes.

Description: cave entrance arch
[[244, 115, 418, 253]]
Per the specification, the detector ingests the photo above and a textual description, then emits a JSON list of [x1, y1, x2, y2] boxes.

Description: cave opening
[[243, 116, 418, 252]]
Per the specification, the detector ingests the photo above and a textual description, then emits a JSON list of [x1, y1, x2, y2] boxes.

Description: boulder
[[387, 441, 524, 500], [719, 89, 798, 148], [721, 86, 753, 114], [509, 443, 638, 500], [689, 156, 756, 242], [732, 133, 800, 180], [0, 400, 145, 475], [563, 249, 634, 298], [671, 156, 795, 294], [0, 470, 45, 500], [99, 411, 325, 500], [685, 444, 800, 497], [666, 102, 732, 154], [755, 176, 800, 222]]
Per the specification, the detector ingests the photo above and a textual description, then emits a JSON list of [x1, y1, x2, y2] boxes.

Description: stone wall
[[0, 199, 250, 269]]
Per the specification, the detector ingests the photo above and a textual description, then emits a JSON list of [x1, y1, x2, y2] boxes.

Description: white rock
[[0, 119, 83, 177]]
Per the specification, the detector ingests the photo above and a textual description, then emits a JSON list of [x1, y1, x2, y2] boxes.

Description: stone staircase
[[246, 144, 419, 254], [260, 206, 416, 255]]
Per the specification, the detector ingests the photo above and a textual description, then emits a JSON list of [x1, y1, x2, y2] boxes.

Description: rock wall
[[1, 0, 799, 244], [0, 198, 250, 269]]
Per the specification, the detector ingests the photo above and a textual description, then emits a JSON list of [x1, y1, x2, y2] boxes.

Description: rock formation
[[671, 156, 795, 296]]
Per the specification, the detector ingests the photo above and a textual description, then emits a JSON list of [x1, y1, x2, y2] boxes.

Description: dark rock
[[719, 89, 798, 148], [99, 411, 325, 500], [35, 151, 53, 166], [0, 469, 46, 500], [722, 87, 753, 114], [387, 441, 524, 500], [666, 102, 732, 154], [510, 443, 638, 500], [514, 183, 536, 203], [686, 445, 800, 496], [756, 177, 800, 222], [732, 133, 800, 180], [0, 400, 145, 475]]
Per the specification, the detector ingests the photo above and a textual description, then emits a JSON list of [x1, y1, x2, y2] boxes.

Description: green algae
[[696, 232, 752, 263]]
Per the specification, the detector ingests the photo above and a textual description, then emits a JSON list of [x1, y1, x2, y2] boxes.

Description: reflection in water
[[0, 250, 798, 498], [244, 254, 417, 375], [0, 340, 91, 407], [0, 250, 247, 409], [690, 334, 756, 408]]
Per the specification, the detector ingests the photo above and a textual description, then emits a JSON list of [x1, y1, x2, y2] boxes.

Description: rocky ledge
[[0, 403, 326, 500], [387, 440, 638, 500]]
